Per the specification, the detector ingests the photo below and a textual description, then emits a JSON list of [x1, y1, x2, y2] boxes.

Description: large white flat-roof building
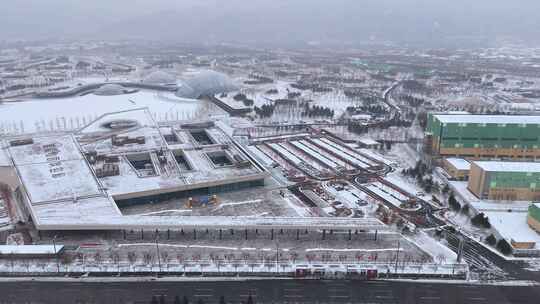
[[1, 108, 276, 230]]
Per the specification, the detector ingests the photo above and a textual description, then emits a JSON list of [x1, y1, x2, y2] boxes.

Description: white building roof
[[473, 161, 540, 173], [8, 135, 103, 204], [484, 211, 539, 246], [3, 109, 271, 230], [433, 114, 540, 125], [445, 158, 470, 171], [0, 245, 64, 255], [358, 137, 379, 146]]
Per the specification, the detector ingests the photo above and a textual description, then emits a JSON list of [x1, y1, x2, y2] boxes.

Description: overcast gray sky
[[1, 0, 538, 46]]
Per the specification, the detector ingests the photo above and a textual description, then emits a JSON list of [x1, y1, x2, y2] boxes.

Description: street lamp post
[[155, 236, 162, 274], [275, 243, 280, 274], [52, 235, 60, 273], [394, 240, 400, 274]]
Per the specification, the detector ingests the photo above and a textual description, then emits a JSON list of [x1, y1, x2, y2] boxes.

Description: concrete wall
[[467, 163, 485, 198], [0, 166, 21, 190], [438, 147, 540, 159], [527, 215, 540, 233], [443, 159, 469, 180]]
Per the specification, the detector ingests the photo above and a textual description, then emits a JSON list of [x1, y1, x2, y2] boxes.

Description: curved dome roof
[[175, 82, 197, 99], [143, 71, 176, 85], [175, 70, 237, 98], [93, 84, 126, 96]]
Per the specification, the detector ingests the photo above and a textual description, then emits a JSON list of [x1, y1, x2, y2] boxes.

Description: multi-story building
[[468, 161, 540, 201], [528, 203, 540, 233], [426, 114, 540, 159], [442, 158, 471, 180]]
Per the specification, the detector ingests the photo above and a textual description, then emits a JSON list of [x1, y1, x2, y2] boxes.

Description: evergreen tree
[[448, 194, 460, 211], [461, 204, 470, 214], [486, 234, 497, 246], [497, 239, 512, 255], [441, 184, 450, 194]]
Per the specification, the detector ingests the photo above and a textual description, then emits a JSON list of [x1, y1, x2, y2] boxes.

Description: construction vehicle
[[186, 195, 219, 208]]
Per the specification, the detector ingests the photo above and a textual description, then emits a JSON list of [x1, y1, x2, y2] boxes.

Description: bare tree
[[128, 252, 137, 265], [94, 252, 102, 264], [176, 253, 184, 264], [143, 252, 154, 267], [110, 251, 120, 272], [242, 252, 250, 265], [289, 252, 298, 264], [161, 251, 170, 271]]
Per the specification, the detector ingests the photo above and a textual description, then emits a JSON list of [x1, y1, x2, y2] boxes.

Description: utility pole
[[394, 240, 400, 274], [155, 236, 162, 274], [53, 235, 60, 273], [457, 236, 464, 263], [275, 243, 279, 274]]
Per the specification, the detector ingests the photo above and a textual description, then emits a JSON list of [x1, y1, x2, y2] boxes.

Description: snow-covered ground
[[484, 211, 540, 250], [311, 138, 371, 168], [323, 181, 378, 217], [0, 258, 467, 279], [404, 231, 458, 264], [365, 182, 410, 209], [0, 90, 224, 135], [448, 180, 540, 255]]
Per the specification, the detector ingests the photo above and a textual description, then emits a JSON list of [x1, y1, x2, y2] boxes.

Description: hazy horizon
[[1, 0, 539, 47]]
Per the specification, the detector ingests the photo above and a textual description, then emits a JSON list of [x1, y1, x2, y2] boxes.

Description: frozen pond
[[0, 90, 226, 135]]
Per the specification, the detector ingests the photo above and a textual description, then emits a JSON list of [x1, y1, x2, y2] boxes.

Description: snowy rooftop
[[4, 109, 274, 230], [0, 245, 64, 255], [30, 195, 121, 224], [358, 137, 379, 146], [472, 161, 540, 173], [7, 135, 103, 204], [433, 114, 540, 124], [445, 158, 471, 171], [484, 211, 540, 246], [76, 109, 266, 199]]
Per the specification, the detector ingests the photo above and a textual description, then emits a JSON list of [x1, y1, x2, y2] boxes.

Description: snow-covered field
[[0, 90, 224, 135], [290, 140, 348, 169], [311, 138, 371, 168], [323, 181, 377, 217], [365, 182, 410, 208]]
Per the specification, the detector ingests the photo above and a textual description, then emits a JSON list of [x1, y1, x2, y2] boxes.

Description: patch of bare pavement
[[1, 279, 539, 304]]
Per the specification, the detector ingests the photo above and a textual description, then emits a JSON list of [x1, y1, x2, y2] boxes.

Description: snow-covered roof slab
[[0, 245, 64, 255], [433, 114, 540, 125], [485, 211, 539, 246], [473, 161, 540, 173], [36, 215, 389, 231], [3, 109, 274, 230], [445, 158, 471, 171], [8, 135, 102, 204]]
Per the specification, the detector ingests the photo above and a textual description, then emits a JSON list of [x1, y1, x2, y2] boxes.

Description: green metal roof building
[[528, 203, 540, 232], [468, 161, 540, 200], [426, 114, 540, 158]]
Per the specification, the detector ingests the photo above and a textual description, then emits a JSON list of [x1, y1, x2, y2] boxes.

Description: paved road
[[444, 228, 540, 282], [352, 178, 444, 229], [1, 279, 539, 304]]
